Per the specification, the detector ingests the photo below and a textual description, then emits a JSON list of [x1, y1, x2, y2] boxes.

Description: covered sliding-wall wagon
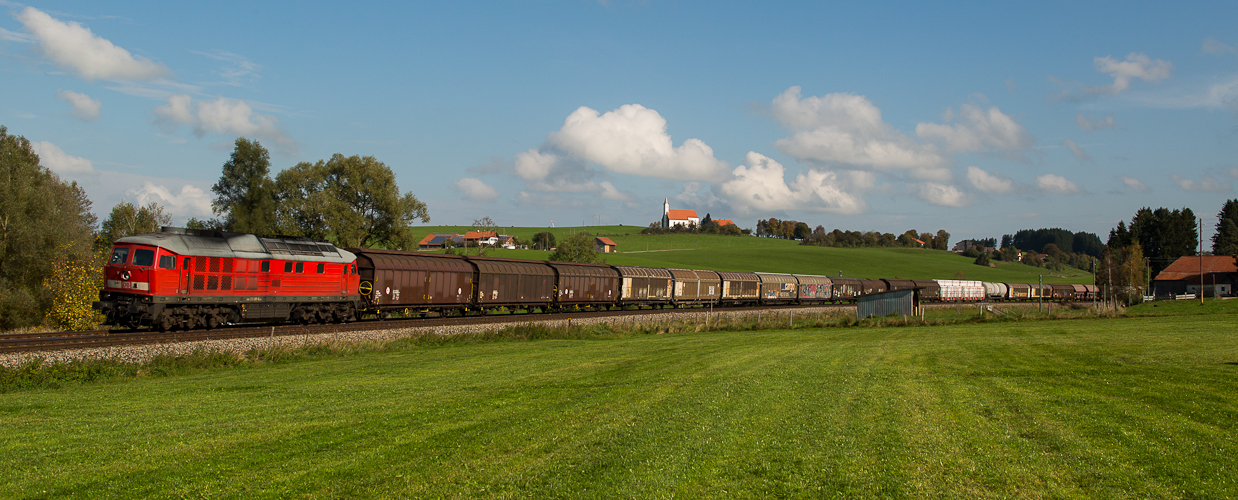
[[548, 261, 619, 306], [615, 266, 672, 305], [669, 268, 721, 304], [795, 275, 833, 302], [717, 271, 760, 304], [352, 249, 472, 315], [469, 257, 555, 308], [756, 273, 798, 303]]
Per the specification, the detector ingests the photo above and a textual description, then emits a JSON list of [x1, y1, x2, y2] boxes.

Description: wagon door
[[179, 256, 191, 295]]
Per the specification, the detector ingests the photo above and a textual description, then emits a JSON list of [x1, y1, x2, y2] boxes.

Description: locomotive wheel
[[206, 314, 218, 330], [157, 315, 172, 332]]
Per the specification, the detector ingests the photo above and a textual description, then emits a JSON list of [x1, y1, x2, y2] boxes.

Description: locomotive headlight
[[121, 270, 131, 280]]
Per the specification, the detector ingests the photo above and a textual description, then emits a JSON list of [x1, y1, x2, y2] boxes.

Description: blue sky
[[3, 1, 1236, 244]]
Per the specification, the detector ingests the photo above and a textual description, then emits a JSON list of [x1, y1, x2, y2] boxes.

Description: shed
[[857, 289, 920, 319], [595, 237, 617, 253]]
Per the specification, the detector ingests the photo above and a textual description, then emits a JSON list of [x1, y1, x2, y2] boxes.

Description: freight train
[[93, 228, 1098, 330]]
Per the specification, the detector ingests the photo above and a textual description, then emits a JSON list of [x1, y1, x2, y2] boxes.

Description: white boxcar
[[935, 279, 985, 301]]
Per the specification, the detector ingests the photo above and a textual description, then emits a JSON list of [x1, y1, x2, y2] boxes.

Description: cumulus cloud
[[154, 94, 296, 152], [966, 166, 1014, 194], [56, 89, 101, 121], [1093, 53, 1173, 94], [1203, 37, 1236, 56], [1036, 174, 1080, 194], [126, 182, 213, 219], [1173, 174, 1231, 192], [917, 183, 969, 207], [14, 7, 171, 81], [1121, 176, 1148, 192], [31, 141, 94, 175], [542, 104, 729, 182], [717, 152, 866, 215], [1062, 138, 1091, 161], [512, 149, 598, 192], [769, 87, 950, 181], [1076, 113, 1115, 131], [915, 104, 1035, 158], [450, 178, 500, 202]]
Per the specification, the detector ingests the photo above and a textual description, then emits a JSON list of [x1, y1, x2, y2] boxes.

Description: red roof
[[667, 209, 698, 220], [463, 230, 498, 239], [419, 233, 456, 245], [1154, 255, 1238, 281], [713, 219, 735, 226], [596, 237, 616, 246]]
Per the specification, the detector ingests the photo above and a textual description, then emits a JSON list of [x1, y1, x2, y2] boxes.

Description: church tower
[[661, 198, 670, 228]]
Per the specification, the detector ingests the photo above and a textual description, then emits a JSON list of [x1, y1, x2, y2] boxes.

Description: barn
[[1151, 255, 1237, 298]]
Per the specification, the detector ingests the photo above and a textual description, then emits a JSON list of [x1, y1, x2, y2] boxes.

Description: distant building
[[1151, 255, 1237, 297], [418, 233, 464, 250], [595, 237, 617, 253], [661, 198, 699, 228], [463, 230, 499, 246], [713, 219, 735, 227]]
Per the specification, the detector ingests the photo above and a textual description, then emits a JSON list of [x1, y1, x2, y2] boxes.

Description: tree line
[[0, 127, 429, 331]]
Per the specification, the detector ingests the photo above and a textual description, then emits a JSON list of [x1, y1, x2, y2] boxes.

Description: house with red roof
[[712, 219, 735, 227], [1151, 255, 1237, 297]]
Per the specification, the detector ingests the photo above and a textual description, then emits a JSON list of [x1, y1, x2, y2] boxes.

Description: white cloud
[[126, 182, 213, 219], [0, 27, 33, 43], [1036, 174, 1080, 194], [1062, 138, 1091, 161], [597, 181, 634, 202], [14, 7, 171, 81], [966, 166, 1014, 194], [450, 178, 500, 202], [915, 104, 1035, 157], [512, 149, 597, 192], [769, 87, 950, 180], [1203, 37, 1236, 56], [717, 151, 866, 215], [1173, 174, 1231, 192], [1076, 113, 1115, 131], [917, 183, 969, 207], [1121, 176, 1148, 192], [153, 94, 296, 153], [56, 89, 101, 121], [31, 141, 94, 175], [545, 104, 729, 182], [1092, 53, 1173, 95]]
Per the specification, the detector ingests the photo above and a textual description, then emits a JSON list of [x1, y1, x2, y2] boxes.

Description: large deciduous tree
[[549, 233, 603, 264], [98, 200, 171, 246], [275, 153, 429, 249], [211, 138, 277, 235], [0, 126, 97, 329], [1212, 199, 1238, 257]]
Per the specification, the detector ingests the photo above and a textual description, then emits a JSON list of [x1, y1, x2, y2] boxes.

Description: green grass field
[[410, 225, 1091, 284], [3, 305, 1236, 498]]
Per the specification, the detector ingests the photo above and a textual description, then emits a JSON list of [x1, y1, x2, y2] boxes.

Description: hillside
[[409, 226, 1093, 284]]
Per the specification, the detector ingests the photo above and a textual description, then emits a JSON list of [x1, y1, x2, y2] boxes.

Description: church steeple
[[663, 197, 669, 215]]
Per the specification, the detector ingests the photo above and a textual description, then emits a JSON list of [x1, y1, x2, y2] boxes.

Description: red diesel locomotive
[[93, 227, 362, 330]]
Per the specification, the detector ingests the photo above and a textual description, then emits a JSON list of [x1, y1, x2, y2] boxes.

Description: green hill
[[407, 226, 1093, 285]]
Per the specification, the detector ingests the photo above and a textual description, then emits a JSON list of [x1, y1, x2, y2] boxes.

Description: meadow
[[2, 302, 1235, 498], [410, 225, 1092, 284]]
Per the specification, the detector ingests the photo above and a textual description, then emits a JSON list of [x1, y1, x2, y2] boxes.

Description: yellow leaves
[[44, 245, 106, 331]]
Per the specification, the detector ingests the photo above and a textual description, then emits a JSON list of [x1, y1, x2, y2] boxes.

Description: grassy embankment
[[410, 225, 1091, 284], [2, 300, 1235, 498]]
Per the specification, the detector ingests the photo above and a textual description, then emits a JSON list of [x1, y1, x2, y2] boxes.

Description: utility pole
[[1038, 274, 1043, 313], [1200, 217, 1204, 306]]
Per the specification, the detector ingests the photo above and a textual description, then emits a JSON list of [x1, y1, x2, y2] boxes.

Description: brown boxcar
[[352, 249, 473, 314], [717, 271, 760, 304], [1050, 283, 1075, 300], [615, 266, 673, 305], [548, 261, 619, 305], [1007, 283, 1031, 299], [468, 257, 555, 308], [756, 272, 798, 303], [794, 275, 832, 302], [832, 277, 863, 301], [669, 268, 721, 304], [860, 279, 888, 295], [911, 280, 941, 301], [882, 279, 917, 291]]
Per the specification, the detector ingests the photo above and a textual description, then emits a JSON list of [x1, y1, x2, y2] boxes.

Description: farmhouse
[[463, 231, 499, 247], [418, 233, 464, 250], [661, 198, 699, 228], [1151, 255, 1237, 297], [712, 219, 735, 227]]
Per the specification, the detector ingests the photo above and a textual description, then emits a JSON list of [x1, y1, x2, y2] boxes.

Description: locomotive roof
[[115, 227, 356, 263]]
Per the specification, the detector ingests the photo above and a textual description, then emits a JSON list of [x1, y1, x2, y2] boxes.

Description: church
[[661, 198, 700, 228]]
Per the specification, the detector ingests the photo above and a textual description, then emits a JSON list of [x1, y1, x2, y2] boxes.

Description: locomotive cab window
[[261, 260, 270, 273], [158, 255, 175, 269], [109, 248, 129, 264], [284, 262, 293, 273], [132, 249, 156, 267], [316, 263, 324, 274], [295, 262, 304, 273]]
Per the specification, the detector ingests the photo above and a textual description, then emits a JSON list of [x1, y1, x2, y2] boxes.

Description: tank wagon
[[95, 229, 1099, 330]]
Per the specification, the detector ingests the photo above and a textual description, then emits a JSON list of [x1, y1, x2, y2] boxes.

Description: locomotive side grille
[[207, 276, 219, 290], [194, 258, 205, 272], [272, 279, 281, 288], [223, 259, 234, 273], [208, 257, 220, 273], [193, 275, 204, 290], [221, 276, 232, 290]]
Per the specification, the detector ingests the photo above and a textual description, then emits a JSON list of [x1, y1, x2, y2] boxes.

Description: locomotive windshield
[[132, 249, 156, 267], [109, 248, 129, 264]]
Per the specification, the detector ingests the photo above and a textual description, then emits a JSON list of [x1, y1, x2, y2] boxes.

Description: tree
[[0, 126, 97, 329], [973, 251, 990, 266], [275, 153, 429, 249], [1122, 206, 1197, 275], [934, 229, 950, 251], [211, 138, 277, 235], [532, 232, 556, 250], [98, 200, 171, 246], [470, 216, 497, 255], [1212, 199, 1238, 257], [548, 233, 603, 264]]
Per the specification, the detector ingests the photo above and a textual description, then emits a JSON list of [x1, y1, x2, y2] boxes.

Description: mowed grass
[[3, 313, 1236, 498]]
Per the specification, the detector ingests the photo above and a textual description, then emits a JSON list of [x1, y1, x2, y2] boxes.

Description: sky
[[2, 1, 1237, 245]]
